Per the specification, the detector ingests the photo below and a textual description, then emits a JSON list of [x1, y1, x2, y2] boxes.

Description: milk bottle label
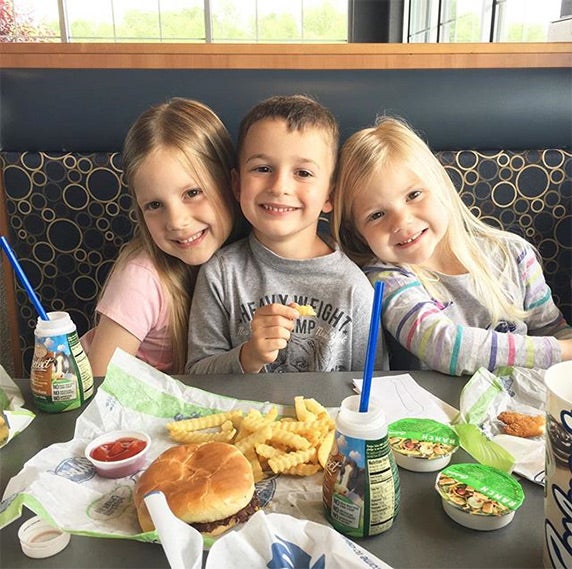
[[323, 430, 400, 537], [31, 330, 93, 413]]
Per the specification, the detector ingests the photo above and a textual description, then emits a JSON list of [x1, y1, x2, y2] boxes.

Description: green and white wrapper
[[0, 350, 331, 546], [455, 366, 546, 486], [0, 364, 35, 449]]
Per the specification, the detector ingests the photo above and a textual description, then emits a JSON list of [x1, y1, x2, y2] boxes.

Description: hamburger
[[134, 441, 259, 537]]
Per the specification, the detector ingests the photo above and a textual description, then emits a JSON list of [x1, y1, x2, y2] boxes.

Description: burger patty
[[192, 493, 260, 534]]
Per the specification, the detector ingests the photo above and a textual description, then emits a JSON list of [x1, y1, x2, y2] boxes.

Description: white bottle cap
[[18, 516, 71, 558]]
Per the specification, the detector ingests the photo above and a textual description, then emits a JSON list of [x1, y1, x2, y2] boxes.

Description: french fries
[[166, 397, 335, 481], [295, 304, 317, 317]]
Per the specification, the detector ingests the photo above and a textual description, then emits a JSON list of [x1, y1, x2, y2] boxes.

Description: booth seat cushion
[[1, 149, 570, 373], [1, 151, 134, 372]]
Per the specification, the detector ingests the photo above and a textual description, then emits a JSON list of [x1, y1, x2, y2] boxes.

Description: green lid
[[388, 418, 459, 460], [436, 463, 525, 516]]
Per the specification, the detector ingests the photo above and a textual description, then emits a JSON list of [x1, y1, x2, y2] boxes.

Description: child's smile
[[354, 163, 456, 273], [235, 118, 334, 258]]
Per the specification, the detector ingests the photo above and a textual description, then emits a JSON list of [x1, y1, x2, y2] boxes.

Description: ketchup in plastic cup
[[85, 430, 150, 478], [91, 437, 147, 462]]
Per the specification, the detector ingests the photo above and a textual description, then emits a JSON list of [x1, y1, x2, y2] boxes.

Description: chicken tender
[[497, 411, 545, 438]]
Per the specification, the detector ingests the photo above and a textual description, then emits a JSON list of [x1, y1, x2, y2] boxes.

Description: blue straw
[[359, 280, 384, 412], [0, 235, 49, 320]]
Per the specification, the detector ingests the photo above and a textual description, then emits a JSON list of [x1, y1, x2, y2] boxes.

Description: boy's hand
[[239, 303, 299, 373]]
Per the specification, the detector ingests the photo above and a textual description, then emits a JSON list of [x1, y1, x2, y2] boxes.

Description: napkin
[[0, 364, 35, 448], [0, 350, 331, 542], [352, 373, 458, 424]]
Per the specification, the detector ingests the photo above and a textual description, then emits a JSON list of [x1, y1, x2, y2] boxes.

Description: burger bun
[[134, 441, 255, 537]]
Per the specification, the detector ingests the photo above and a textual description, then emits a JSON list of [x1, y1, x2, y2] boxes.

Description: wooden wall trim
[[1, 42, 570, 69]]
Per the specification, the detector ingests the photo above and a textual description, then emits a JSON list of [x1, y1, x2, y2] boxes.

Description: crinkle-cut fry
[[167, 409, 243, 433], [170, 427, 236, 444], [242, 446, 265, 482], [268, 448, 317, 473], [304, 398, 328, 416], [294, 396, 312, 422], [283, 463, 322, 476], [301, 421, 331, 446], [221, 420, 234, 432], [234, 425, 272, 454], [243, 406, 279, 432], [295, 304, 317, 317], [318, 430, 335, 468], [270, 420, 310, 434], [270, 429, 312, 450], [255, 443, 284, 459], [234, 423, 251, 442]]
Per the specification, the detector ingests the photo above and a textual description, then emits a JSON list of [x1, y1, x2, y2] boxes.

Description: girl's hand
[[239, 303, 299, 373], [559, 338, 572, 361]]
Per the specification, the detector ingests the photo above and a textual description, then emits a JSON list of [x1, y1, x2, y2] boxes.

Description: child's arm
[[185, 262, 243, 374], [371, 267, 566, 376], [87, 315, 141, 376], [85, 256, 165, 376], [239, 304, 299, 373], [560, 339, 572, 360], [518, 242, 572, 340]]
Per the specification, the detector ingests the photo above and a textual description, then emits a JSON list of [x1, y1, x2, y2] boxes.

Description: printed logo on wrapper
[[544, 361, 572, 569], [53, 457, 95, 482], [268, 536, 325, 569], [87, 486, 133, 521]]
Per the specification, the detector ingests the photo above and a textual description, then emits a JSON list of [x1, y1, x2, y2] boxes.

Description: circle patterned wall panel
[[1, 152, 135, 373], [436, 149, 571, 324], [1, 149, 570, 374]]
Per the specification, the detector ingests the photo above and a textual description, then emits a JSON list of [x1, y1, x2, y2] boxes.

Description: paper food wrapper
[[208, 511, 391, 569], [457, 366, 546, 486], [0, 364, 35, 449], [144, 491, 391, 569], [0, 349, 342, 546]]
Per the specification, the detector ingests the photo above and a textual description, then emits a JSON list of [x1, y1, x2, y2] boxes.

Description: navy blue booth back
[[1, 67, 571, 373]]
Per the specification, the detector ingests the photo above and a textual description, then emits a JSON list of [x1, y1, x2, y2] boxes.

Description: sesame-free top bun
[[134, 442, 255, 536]]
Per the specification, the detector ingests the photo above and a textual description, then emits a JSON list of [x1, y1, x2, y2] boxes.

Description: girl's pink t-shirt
[[85, 253, 173, 372]]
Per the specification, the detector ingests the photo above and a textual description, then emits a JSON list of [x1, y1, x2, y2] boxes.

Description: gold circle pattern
[[1, 149, 570, 374], [436, 149, 571, 325]]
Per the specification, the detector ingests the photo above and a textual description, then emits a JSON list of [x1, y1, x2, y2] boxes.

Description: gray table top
[[0, 370, 543, 568]]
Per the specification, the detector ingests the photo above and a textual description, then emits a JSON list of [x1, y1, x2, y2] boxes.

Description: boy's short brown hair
[[236, 94, 339, 169]]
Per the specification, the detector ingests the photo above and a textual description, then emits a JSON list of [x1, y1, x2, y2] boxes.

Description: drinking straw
[[0, 235, 49, 320], [359, 280, 384, 412]]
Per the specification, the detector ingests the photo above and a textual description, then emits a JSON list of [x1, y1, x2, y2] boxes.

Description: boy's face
[[234, 118, 334, 256]]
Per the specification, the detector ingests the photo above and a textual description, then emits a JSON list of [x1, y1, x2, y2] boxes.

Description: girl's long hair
[[102, 98, 243, 373], [332, 116, 529, 325]]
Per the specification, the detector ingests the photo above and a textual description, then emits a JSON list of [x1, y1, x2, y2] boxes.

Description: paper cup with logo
[[544, 361, 572, 569]]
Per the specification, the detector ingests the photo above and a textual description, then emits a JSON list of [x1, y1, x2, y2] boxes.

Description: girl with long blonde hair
[[85, 98, 245, 375], [333, 116, 571, 376]]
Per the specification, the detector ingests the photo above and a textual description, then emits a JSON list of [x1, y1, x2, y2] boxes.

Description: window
[[407, 0, 563, 43], [0, 0, 349, 42], [1, 0, 563, 43]]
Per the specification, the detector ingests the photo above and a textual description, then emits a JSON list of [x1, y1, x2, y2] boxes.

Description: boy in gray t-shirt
[[185, 95, 386, 374]]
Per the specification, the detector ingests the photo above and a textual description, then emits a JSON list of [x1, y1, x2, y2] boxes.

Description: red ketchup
[[90, 437, 147, 462]]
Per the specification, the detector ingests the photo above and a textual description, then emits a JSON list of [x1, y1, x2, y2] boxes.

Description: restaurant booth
[[0, 40, 571, 569], [0, 43, 571, 377]]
